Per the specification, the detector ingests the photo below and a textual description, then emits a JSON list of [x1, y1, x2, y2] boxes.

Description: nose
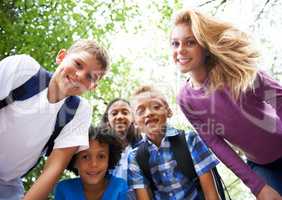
[[178, 42, 187, 54], [90, 158, 98, 167], [144, 107, 153, 117], [75, 70, 84, 80], [116, 112, 124, 120], [75, 70, 92, 89]]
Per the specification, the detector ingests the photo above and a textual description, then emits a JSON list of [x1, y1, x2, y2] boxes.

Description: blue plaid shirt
[[127, 126, 219, 200]]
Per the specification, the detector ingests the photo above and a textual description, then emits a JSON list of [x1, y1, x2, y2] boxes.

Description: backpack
[[135, 130, 231, 200], [0, 67, 80, 175]]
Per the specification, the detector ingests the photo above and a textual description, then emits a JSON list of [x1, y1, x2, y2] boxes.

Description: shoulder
[[184, 130, 209, 152], [110, 175, 127, 185], [55, 178, 80, 193], [63, 96, 92, 127], [0, 54, 41, 90], [0, 54, 42, 99], [129, 140, 146, 156], [174, 128, 208, 154], [57, 178, 80, 187], [108, 175, 128, 191], [176, 82, 189, 104], [55, 178, 82, 199], [255, 70, 280, 87], [1, 54, 40, 72], [75, 97, 92, 117], [54, 97, 91, 150], [185, 130, 200, 142], [167, 126, 196, 142], [1, 54, 38, 64]]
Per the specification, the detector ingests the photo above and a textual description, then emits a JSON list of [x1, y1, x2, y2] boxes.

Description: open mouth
[[177, 57, 192, 65], [115, 122, 127, 127], [86, 171, 100, 176], [66, 75, 80, 88], [145, 118, 159, 126]]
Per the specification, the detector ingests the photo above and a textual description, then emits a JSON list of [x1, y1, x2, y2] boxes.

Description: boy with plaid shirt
[[127, 86, 220, 200]]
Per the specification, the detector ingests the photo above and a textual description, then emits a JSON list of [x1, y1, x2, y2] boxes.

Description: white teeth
[[177, 58, 191, 64], [66, 76, 80, 88], [145, 119, 157, 126]]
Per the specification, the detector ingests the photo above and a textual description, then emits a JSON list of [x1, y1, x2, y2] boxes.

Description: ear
[[166, 106, 173, 118], [56, 49, 67, 64], [89, 83, 98, 91], [73, 160, 78, 169]]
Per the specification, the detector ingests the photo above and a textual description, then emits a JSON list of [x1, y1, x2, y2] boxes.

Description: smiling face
[[132, 92, 171, 139], [75, 139, 109, 186], [107, 100, 134, 140], [53, 49, 105, 97], [171, 23, 207, 75]]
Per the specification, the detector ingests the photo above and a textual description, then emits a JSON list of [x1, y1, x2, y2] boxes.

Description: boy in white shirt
[[0, 39, 109, 200]]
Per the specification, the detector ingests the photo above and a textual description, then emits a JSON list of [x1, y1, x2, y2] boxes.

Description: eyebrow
[[97, 150, 108, 154], [75, 58, 86, 66], [136, 105, 145, 109], [171, 36, 195, 40]]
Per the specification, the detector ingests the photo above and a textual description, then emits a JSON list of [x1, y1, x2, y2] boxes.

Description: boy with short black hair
[[0, 39, 109, 200], [128, 85, 220, 200]]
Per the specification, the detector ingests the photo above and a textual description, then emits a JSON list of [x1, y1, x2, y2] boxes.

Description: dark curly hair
[[67, 125, 124, 175], [100, 98, 142, 147]]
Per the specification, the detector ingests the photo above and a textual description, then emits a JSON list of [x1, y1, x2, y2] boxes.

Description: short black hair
[[67, 125, 124, 175], [100, 98, 142, 146]]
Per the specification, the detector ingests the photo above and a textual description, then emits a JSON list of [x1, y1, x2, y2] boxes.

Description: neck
[[190, 67, 208, 89], [148, 130, 165, 147], [47, 77, 66, 103], [83, 178, 107, 200]]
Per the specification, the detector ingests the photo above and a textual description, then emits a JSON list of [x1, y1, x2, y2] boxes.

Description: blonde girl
[[172, 9, 282, 200]]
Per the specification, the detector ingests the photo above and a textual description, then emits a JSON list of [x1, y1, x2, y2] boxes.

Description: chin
[[65, 88, 85, 96], [117, 131, 126, 138], [180, 67, 191, 74], [86, 176, 104, 185]]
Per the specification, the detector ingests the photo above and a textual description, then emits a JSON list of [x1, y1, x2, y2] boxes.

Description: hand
[[257, 185, 282, 200]]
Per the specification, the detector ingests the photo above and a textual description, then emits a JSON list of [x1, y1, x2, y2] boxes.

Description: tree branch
[[256, 0, 271, 21], [199, 0, 218, 7]]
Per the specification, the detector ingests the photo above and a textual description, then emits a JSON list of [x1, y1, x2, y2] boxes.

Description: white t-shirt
[[0, 55, 92, 182]]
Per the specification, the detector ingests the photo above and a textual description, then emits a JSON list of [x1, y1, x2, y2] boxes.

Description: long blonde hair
[[173, 9, 259, 99]]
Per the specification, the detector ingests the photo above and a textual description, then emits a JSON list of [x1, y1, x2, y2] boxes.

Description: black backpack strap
[[169, 131, 229, 200], [45, 95, 81, 156], [212, 167, 228, 200], [23, 96, 80, 177], [168, 131, 198, 181], [168, 131, 204, 199], [135, 142, 157, 192], [0, 67, 52, 109]]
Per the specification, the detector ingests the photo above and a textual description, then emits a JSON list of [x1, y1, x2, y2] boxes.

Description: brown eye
[[111, 111, 118, 116], [98, 153, 106, 160], [81, 154, 90, 160], [136, 107, 145, 116], [75, 61, 83, 69], [122, 110, 129, 115], [186, 40, 197, 47], [171, 40, 179, 48]]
